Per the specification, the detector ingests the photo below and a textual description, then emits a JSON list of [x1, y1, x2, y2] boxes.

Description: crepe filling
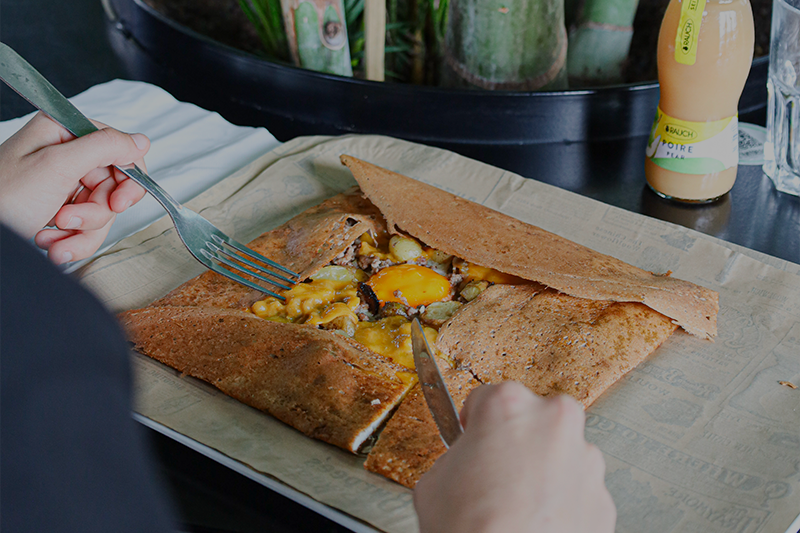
[[250, 232, 529, 369]]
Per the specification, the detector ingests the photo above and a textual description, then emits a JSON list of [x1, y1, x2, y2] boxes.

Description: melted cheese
[[305, 301, 359, 327], [359, 240, 392, 261], [461, 261, 530, 285], [250, 232, 521, 371], [354, 316, 439, 369], [252, 278, 360, 324]]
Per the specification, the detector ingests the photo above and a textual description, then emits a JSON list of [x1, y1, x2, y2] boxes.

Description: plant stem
[[443, 0, 567, 90], [567, 0, 640, 86]]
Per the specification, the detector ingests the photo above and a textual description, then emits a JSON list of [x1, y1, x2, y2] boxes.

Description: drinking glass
[[763, 0, 800, 195]]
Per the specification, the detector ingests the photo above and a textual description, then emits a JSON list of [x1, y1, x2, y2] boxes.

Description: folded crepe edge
[[149, 188, 385, 310], [340, 154, 719, 340], [437, 284, 679, 406], [363, 366, 480, 488], [118, 305, 415, 453]]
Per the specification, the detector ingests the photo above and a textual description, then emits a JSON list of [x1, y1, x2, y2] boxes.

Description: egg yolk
[[461, 261, 529, 285], [366, 264, 451, 307]]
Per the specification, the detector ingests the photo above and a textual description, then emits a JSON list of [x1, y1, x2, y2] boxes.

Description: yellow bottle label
[[646, 107, 739, 174], [674, 0, 707, 65]]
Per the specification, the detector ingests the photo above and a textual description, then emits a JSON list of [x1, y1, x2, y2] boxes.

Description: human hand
[[0, 112, 150, 264], [414, 382, 616, 533]]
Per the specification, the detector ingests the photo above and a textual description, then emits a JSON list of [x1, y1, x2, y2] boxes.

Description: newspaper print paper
[[79, 135, 800, 533]]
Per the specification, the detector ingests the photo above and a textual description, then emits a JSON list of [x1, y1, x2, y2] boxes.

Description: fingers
[[419, 383, 615, 533], [1, 113, 112, 160], [80, 165, 116, 189], [108, 169, 147, 213], [33, 126, 149, 191], [35, 215, 116, 265], [548, 394, 587, 438], [37, 176, 125, 264], [35, 228, 76, 263], [460, 381, 542, 430], [584, 443, 607, 483], [75, 135, 148, 214], [4, 113, 75, 156], [0, 111, 149, 242], [582, 443, 616, 530], [459, 383, 500, 429], [75, 159, 147, 213], [52, 177, 118, 231]]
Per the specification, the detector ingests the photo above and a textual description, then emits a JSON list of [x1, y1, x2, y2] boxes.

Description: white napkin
[[0, 79, 281, 269]]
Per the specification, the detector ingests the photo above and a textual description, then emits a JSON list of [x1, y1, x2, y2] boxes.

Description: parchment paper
[[78, 134, 800, 533]]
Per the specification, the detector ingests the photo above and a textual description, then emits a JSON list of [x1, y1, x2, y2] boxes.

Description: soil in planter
[[143, 0, 772, 86], [142, 0, 265, 55]]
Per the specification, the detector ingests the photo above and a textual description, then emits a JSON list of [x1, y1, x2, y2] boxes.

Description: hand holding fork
[[0, 42, 298, 298]]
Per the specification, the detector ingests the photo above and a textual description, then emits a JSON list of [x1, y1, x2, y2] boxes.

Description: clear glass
[[763, 0, 800, 195]]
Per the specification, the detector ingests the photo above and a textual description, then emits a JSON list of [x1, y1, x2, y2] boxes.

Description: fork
[[0, 42, 298, 299]]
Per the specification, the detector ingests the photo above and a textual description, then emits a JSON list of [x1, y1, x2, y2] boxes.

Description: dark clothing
[[1, 224, 176, 532]]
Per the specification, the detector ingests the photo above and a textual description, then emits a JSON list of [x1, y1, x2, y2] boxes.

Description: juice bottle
[[645, 0, 755, 202]]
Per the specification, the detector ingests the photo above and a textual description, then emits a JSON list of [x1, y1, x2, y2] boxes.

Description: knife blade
[[410, 318, 463, 448]]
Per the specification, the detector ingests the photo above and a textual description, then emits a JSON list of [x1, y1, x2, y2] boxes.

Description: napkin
[[0, 79, 281, 270]]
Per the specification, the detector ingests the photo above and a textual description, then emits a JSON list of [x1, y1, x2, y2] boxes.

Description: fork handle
[[114, 164, 183, 219], [0, 42, 183, 218]]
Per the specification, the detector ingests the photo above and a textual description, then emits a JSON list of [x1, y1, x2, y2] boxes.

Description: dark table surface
[[2, 0, 799, 532]]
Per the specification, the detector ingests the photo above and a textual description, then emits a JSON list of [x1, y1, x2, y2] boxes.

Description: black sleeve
[[1, 225, 178, 533]]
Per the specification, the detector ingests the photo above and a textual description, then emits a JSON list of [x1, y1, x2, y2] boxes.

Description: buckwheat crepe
[[119, 305, 411, 452], [341, 156, 717, 339], [119, 155, 719, 488], [363, 366, 480, 488]]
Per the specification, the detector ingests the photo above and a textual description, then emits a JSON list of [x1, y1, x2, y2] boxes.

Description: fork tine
[[200, 249, 288, 299], [203, 249, 294, 291], [210, 243, 297, 286], [214, 266, 286, 300], [212, 235, 300, 279]]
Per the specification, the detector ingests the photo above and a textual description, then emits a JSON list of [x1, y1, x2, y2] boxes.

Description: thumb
[[458, 384, 495, 430]]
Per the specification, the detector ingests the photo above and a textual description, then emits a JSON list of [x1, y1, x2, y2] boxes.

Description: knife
[[410, 318, 463, 448]]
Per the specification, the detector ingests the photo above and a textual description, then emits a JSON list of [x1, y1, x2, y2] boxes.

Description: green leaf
[[345, 0, 365, 26], [237, 0, 289, 60]]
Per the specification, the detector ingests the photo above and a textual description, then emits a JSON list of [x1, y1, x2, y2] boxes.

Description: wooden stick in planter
[[365, 0, 386, 81], [280, 0, 354, 76]]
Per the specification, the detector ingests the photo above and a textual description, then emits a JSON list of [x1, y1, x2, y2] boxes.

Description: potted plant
[[104, 0, 770, 166]]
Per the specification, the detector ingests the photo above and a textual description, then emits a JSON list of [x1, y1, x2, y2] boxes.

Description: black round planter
[[103, 0, 768, 168]]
